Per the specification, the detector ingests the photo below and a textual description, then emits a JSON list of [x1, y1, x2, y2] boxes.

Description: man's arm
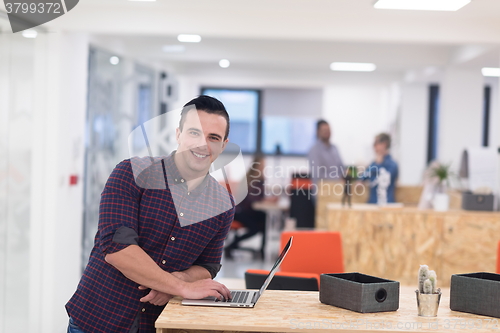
[[174, 265, 212, 282], [105, 244, 230, 300]]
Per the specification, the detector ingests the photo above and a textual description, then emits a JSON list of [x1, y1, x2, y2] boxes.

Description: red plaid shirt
[[66, 154, 234, 333]]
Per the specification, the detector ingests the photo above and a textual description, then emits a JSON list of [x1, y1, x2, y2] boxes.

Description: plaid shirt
[[66, 153, 235, 333]]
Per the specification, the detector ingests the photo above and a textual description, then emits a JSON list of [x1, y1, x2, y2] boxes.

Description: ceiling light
[[482, 67, 500, 77], [374, 0, 471, 11], [110, 56, 120, 65], [177, 34, 201, 43], [22, 29, 37, 38], [330, 62, 376, 72], [219, 59, 230, 68], [162, 45, 185, 53]]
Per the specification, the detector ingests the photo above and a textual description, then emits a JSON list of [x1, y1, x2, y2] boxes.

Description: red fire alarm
[[69, 175, 78, 186]]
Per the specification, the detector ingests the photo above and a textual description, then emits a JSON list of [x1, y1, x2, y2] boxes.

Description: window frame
[[200, 87, 314, 157]]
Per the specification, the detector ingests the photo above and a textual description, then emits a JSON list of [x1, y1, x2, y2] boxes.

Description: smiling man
[[66, 96, 235, 333]]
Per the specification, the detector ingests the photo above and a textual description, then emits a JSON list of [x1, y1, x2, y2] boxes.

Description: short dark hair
[[316, 119, 329, 133], [180, 95, 230, 140], [375, 133, 391, 149]]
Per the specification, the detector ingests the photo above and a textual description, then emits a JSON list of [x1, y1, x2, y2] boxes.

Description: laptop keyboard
[[216, 291, 250, 303]]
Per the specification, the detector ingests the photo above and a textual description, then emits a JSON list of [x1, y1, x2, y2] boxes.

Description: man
[[360, 133, 399, 204], [308, 120, 344, 183], [66, 96, 234, 333]]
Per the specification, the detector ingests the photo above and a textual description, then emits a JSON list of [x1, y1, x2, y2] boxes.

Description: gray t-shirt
[[308, 140, 344, 181]]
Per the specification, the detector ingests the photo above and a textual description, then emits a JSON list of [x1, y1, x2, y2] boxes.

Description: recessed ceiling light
[[374, 0, 471, 11], [22, 29, 37, 38], [110, 56, 120, 65], [162, 45, 185, 53], [177, 34, 201, 43], [330, 62, 376, 72], [482, 67, 500, 77], [219, 59, 230, 68]]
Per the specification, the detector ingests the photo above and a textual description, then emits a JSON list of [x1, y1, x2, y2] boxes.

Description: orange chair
[[244, 230, 344, 290], [497, 241, 500, 274], [280, 230, 344, 276]]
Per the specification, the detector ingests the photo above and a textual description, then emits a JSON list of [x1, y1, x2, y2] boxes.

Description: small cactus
[[418, 265, 438, 294]]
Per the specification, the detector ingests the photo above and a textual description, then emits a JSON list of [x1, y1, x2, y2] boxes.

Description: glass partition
[[82, 47, 158, 267], [0, 15, 36, 333]]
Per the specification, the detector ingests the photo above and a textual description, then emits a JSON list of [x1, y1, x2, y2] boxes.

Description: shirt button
[[142, 308, 146, 312], [170, 236, 175, 241], [179, 212, 184, 217], [175, 178, 178, 182], [187, 192, 190, 195], [161, 260, 166, 264], [181, 179, 185, 183]]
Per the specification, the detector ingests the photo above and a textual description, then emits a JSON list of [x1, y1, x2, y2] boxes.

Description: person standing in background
[[359, 133, 399, 204], [308, 120, 344, 185]]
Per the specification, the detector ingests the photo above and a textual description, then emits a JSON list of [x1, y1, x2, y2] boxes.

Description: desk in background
[[252, 199, 289, 261], [156, 287, 498, 332], [315, 181, 425, 230], [321, 203, 500, 287]]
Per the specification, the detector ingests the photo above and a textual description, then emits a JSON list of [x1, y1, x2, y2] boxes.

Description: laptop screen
[[256, 237, 293, 299]]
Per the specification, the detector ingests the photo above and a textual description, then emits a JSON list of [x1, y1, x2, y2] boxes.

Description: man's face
[[318, 123, 331, 142], [175, 110, 228, 177]]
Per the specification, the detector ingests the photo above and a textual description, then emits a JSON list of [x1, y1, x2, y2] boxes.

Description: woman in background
[[225, 154, 269, 259]]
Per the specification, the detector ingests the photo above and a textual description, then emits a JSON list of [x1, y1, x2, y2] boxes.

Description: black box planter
[[461, 192, 495, 211], [450, 272, 500, 318], [319, 273, 400, 313]]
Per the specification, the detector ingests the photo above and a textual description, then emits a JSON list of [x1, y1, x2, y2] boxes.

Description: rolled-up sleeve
[[98, 160, 143, 254]]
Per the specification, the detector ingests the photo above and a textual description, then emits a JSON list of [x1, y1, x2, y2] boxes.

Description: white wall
[[398, 83, 429, 185], [323, 76, 400, 168]]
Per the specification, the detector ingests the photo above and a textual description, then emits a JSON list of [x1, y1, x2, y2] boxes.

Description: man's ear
[[221, 138, 229, 151], [175, 128, 181, 144]]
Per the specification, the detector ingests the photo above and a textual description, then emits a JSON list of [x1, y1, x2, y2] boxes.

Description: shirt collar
[[163, 151, 211, 195]]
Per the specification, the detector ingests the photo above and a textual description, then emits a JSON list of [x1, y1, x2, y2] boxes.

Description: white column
[[398, 83, 429, 185], [30, 32, 88, 333], [438, 67, 483, 169]]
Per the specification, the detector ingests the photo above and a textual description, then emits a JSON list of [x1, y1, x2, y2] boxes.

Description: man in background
[[308, 119, 344, 185]]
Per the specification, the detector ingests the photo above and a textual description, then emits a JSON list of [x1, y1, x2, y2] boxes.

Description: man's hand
[[138, 285, 173, 306], [179, 278, 231, 301]]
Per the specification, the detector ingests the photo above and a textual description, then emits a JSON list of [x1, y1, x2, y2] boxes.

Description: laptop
[[181, 237, 293, 308]]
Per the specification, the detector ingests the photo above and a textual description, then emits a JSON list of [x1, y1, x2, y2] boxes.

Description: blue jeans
[[67, 315, 139, 333], [67, 317, 85, 333]]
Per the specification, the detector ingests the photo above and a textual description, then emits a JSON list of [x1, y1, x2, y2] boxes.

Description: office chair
[[245, 269, 319, 291], [245, 230, 344, 291], [289, 173, 315, 229]]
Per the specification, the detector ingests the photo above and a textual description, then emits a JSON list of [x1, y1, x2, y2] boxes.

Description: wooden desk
[[315, 181, 424, 231], [322, 204, 500, 286], [155, 287, 499, 332]]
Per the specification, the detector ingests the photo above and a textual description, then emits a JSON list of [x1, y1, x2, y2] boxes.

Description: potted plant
[[415, 265, 441, 317], [430, 163, 451, 211]]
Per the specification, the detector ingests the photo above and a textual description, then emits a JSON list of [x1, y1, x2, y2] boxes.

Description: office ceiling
[[43, 0, 500, 76]]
